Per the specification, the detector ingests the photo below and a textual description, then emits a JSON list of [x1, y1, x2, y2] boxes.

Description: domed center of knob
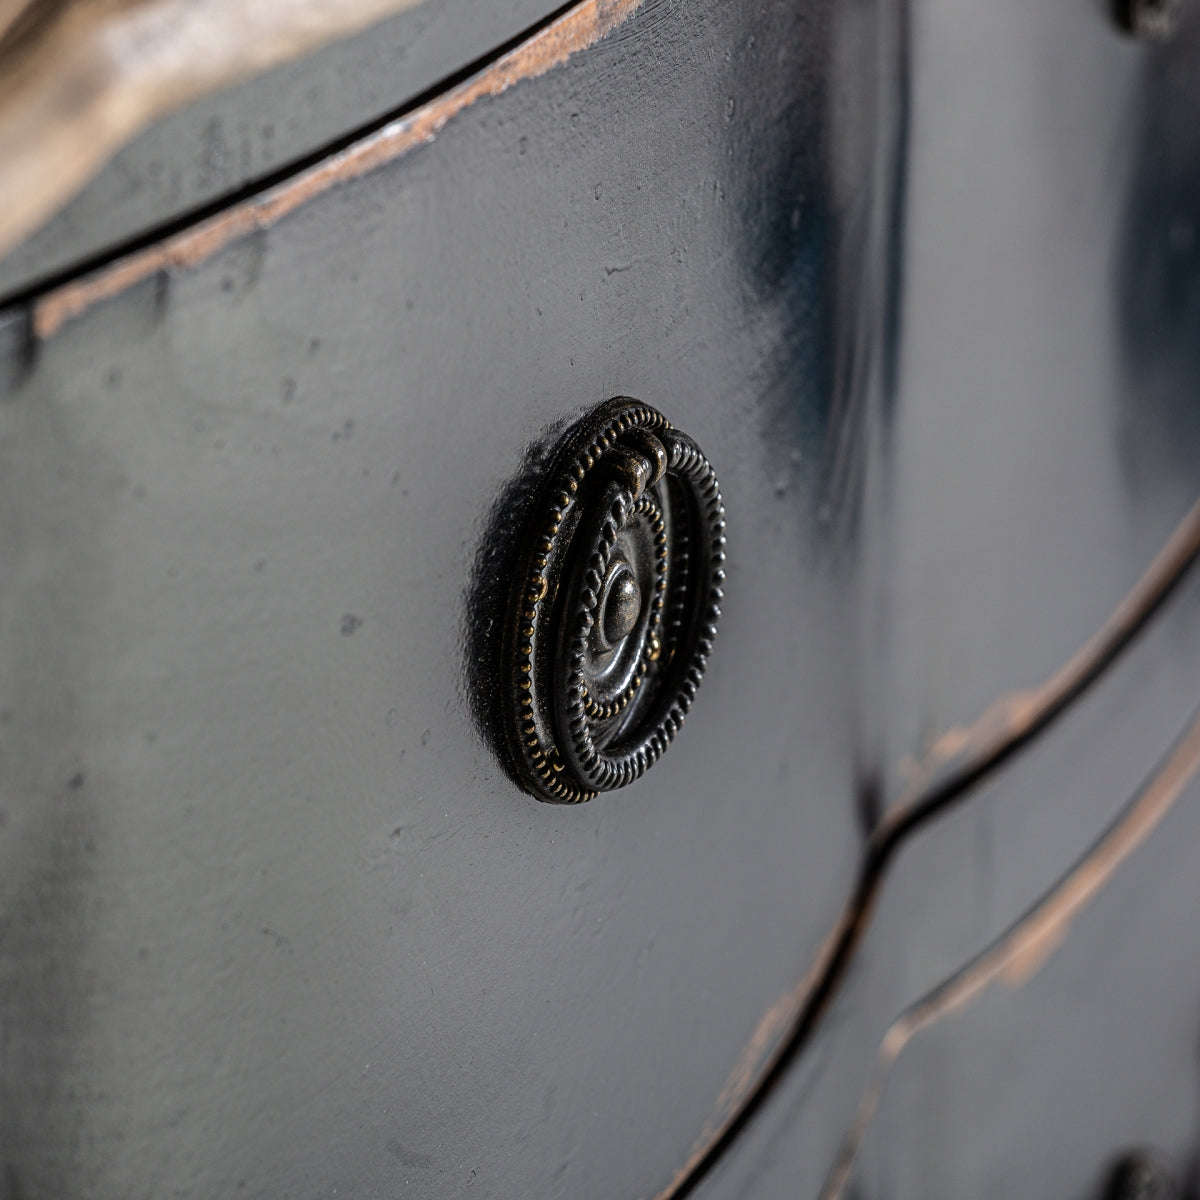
[[601, 564, 642, 645]]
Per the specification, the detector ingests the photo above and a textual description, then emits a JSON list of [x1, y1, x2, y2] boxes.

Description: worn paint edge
[[883, 491, 1200, 836], [819, 703, 1200, 1200], [31, 0, 643, 341], [647, 889, 861, 1200], [652, 493, 1200, 1200], [0, 0, 438, 266]]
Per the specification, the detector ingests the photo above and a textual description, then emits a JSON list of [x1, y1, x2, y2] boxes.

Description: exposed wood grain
[[0, 0, 439, 265], [29, 0, 644, 339], [819, 704, 1200, 1200]]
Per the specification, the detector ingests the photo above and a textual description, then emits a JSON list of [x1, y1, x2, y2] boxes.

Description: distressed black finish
[[0, 0, 572, 300], [3, 0, 1200, 1195], [0, 2, 878, 1196], [498, 397, 724, 803], [703, 3, 1200, 1197]]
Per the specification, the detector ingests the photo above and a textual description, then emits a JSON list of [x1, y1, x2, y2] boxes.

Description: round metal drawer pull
[[501, 396, 725, 803]]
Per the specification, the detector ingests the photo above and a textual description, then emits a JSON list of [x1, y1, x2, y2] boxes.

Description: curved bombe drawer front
[[0, 1, 873, 1196], [699, 552, 1200, 1200], [841, 760, 1200, 1200], [4, 0, 1200, 1196], [679, 1, 1200, 1195]]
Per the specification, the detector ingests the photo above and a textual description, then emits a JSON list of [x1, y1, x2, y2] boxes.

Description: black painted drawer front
[[3, 0, 1200, 1197], [0, 2, 871, 1196]]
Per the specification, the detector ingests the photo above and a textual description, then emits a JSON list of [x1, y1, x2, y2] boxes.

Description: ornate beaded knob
[[501, 397, 725, 803]]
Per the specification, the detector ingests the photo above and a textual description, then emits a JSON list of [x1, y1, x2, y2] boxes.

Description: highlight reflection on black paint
[[727, 0, 910, 551], [1116, 12, 1200, 486], [730, 15, 835, 531]]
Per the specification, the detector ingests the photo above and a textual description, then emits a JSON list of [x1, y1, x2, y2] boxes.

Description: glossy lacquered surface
[[0, 1, 880, 1196], [703, 2, 1200, 1196], [2, 0, 1200, 1196]]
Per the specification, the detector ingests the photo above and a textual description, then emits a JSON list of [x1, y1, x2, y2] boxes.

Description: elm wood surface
[[699, 552, 1200, 1200], [22, 0, 646, 342]]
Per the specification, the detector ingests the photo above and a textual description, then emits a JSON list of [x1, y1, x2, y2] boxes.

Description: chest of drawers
[[2, 2, 1200, 1197]]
